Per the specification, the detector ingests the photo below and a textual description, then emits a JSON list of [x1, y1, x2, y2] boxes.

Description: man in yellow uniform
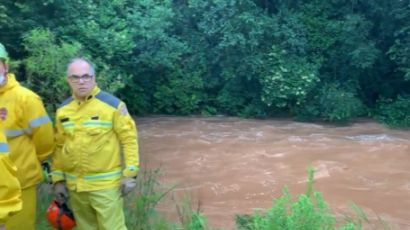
[[51, 58, 139, 230], [0, 43, 54, 230], [0, 116, 22, 230]]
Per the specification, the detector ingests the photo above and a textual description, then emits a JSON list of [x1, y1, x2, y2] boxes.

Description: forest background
[[1, 0, 409, 127]]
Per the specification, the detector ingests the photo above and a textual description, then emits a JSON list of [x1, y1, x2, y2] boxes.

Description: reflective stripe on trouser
[[69, 187, 127, 230], [5, 186, 36, 230]]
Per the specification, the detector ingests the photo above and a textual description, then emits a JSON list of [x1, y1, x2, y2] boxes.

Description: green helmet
[[0, 43, 9, 64]]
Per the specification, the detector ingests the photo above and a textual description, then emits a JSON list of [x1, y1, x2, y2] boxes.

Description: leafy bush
[[22, 28, 81, 116], [153, 71, 205, 115], [260, 45, 320, 111], [297, 83, 366, 122], [375, 95, 410, 128]]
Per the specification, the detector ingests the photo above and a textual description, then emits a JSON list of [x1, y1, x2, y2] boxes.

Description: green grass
[[36, 167, 385, 230], [234, 167, 370, 230], [36, 184, 54, 230]]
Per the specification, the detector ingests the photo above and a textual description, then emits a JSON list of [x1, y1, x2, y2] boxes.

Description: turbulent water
[[136, 116, 410, 229]]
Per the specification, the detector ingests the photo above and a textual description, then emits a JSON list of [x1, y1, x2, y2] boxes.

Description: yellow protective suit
[[0, 73, 54, 187], [0, 73, 54, 230], [52, 86, 139, 189], [51, 86, 139, 230], [0, 129, 22, 225]]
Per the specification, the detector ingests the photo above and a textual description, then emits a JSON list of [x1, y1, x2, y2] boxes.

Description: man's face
[[67, 61, 96, 100]]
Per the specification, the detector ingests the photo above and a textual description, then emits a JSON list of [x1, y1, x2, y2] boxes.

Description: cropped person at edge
[[0, 42, 54, 230]]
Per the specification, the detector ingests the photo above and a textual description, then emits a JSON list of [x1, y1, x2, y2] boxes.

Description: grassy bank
[[36, 168, 377, 230]]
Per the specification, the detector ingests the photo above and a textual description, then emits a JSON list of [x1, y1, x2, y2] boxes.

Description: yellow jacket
[[0, 126, 22, 224], [51, 86, 139, 192], [0, 74, 54, 189]]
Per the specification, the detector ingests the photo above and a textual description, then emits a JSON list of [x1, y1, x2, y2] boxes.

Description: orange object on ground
[[46, 200, 76, 230]]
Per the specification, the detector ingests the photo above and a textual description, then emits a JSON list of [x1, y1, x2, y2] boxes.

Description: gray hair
[[66, 58, 96, 76]]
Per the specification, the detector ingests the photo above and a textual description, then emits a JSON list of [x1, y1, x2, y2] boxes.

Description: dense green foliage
[[376, 95, 410, 127], [1, 0, 409, 126]]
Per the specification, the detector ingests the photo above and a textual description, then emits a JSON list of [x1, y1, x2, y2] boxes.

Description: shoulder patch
[[119, 104, 129, 115], [59, 97, 74, 108], [0, 107, 8, 121], [95, 91, 121, 109]]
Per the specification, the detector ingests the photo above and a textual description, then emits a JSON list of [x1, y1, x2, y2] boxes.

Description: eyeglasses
[[68, 74, 94, 82]]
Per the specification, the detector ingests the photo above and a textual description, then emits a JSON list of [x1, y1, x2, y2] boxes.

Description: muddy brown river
[[136, 116, 410, 229]]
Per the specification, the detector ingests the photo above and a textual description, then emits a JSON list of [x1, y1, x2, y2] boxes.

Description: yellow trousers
[[6, 186, 36, 230], [69, 187, 127, 230]]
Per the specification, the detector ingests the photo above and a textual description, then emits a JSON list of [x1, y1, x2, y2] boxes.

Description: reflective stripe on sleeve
[[29, 115, 51, 128], [0, 142, 9, 153], [5, 128, 31, 137]]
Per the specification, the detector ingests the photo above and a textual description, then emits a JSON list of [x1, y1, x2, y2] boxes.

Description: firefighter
[[51, 58, 139, 230], [0, 42, 54, 230]]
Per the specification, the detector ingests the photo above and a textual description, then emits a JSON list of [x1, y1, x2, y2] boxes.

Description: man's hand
[[53, 182, 68, 205], [120, 177, 137, 196]]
